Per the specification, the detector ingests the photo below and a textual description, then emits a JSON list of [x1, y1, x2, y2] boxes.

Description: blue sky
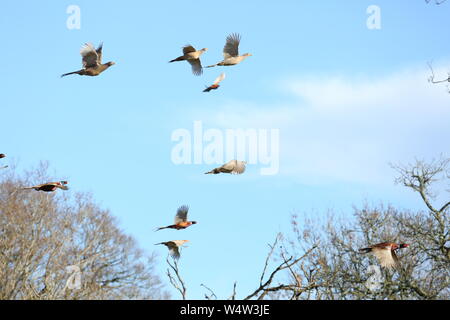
[[1, 0, 450, 299]]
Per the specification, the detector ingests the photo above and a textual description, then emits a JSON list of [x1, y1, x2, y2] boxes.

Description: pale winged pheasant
[[169, 45, 207, 76], [156, 205, 197, 231], [22, 181, 69, 192], [359, 242, 409, 269], [61, 43, 115, 77], [155, 240, 189, 260], [203, 73, 226, 92], [206, 33, 251, 68], [205, 160, 247, 175]]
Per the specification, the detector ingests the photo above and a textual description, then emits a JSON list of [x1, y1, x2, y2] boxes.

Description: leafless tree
[[166, 256, 187, 300], [0, 162, 168, 300], [427, 62, 450, 93], [276, 157, 449, 299]]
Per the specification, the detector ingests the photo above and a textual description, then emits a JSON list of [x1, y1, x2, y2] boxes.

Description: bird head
[[243, 53, 252, 57], [201, 48, 208, 52], [106, 61, 116, 66], [60, 181, 68, 185], [191, 221, 198, 225], [0, 154, 5, 159], [399, 243, 410, 249]]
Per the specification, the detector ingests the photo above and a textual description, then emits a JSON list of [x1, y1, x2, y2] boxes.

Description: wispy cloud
[[201, 65, 450, 185]]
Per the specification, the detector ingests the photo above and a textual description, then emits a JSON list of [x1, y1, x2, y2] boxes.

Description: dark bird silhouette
[[169, 45, 207, 76], [205, 160, 247, 175], [203, 73, 226, 92], [156, 205, 197, 231], [61, 43, 115, 77], [155, 240, 189, 260], [0, 153, 6, 169], [359, 242, 409, 269], [22, 181, 69, 192]]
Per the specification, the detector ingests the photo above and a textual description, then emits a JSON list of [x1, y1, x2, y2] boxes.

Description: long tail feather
[[61, 70, 82, 77], [169, 56, 185, 63]]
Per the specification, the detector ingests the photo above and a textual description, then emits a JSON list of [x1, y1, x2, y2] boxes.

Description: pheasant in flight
[[0, 154, 6, 169], [61, 43, 115, 77], [22, 181, 69, 192], [205, 160, 247, 175], [359, 242, 409, 269], [203, 73, 226, 92], [169, 45, 207, 76], [206, 33, 252, 68], [156, 205, 197, 231], [155, 240, 189, 260]]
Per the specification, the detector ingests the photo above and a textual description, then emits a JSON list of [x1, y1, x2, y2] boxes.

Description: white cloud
[[201, 65, 450, 185]]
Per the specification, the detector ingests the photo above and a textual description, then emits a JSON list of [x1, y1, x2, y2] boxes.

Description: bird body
[[169, 45, 207, 76], [205, 160, 247, 175], [22, 181, 69, 192], [359, 242, 409, 269], [203, 73, 226, 92], [156, 205, 197, 231], [61, 43, 115, 77], [155, 240, 189, 260], [206, 33, 251, 68]]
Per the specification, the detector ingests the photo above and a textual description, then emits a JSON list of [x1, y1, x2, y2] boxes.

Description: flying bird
[[203, 73, 226, 92], [0, 154, 6, 169], [61, 43, 115, 77], [156, 205, 197, 231], [169, 45, 207, 76], [205, 160, 247, 175], [206, 33, 252, 68], [21, 181, 69, 192], [359, 242, 409, 269], [155, 240, 189, 260]]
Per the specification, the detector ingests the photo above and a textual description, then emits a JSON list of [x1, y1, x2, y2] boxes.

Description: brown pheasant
[[169, 45, 207, 76], [205, 160, 247, 175], [22, 181, 69, 192], [359, 242, 409, 269], [61, 43, 115, 77], [155, 240, 189, 260], [203, 73, 226, 92], [0, 153, 6, 169], [156, 205, 197, 231]]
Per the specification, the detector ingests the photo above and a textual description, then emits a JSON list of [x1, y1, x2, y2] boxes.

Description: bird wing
[[183, 45, 196, 55], [96, 42, 103, 63], [188, 59, 203, 76], [175, 205, 189, 224], [220, 160, 237, 171], [391, 250, 400, 268], [232, 161, 246, 174], [80, 43, 100, 68], [221, 160, 246, 174], [223, 33, 241, 59], [213, 73, 226, 85], [372, 247, 397, 269], [169, 246, 181, 260]]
